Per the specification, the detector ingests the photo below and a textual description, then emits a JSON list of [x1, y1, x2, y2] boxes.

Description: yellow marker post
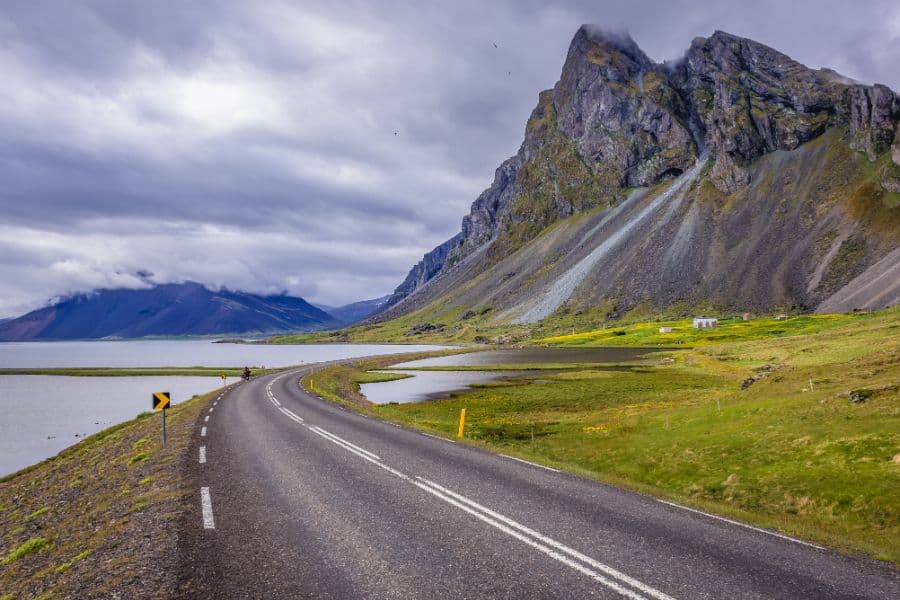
[[457, 408, 466, 438]]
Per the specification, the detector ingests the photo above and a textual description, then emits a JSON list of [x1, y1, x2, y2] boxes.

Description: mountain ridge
[[314, 296, 391, 326], [375, 26, 900, 326], [0, 282, 339, 341]]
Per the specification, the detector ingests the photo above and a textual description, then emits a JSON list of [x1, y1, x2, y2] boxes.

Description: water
[[0, 340, 446, 368], [360, 347, 649, 405], [0, 375, 215, 476], [393, 347, 649, 367], [0, 341, 447, 476], [361, 370, 520, 404]]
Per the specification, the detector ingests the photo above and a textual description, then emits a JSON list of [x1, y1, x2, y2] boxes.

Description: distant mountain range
[[314, 296, 390, 326], [0, 282, 347, 341], [376, 26, 900, 326]]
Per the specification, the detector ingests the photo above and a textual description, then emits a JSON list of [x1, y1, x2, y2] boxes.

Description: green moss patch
[[2, 537, 49, 565]]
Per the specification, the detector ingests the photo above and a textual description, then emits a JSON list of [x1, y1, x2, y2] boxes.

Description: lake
[[0, 341, 447, 476], [360, 347, 652, 404]]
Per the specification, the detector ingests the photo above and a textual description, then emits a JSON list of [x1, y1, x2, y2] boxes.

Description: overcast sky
[[1, 0, 897, 316]]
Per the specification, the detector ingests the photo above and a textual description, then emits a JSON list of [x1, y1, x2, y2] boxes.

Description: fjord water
[[0, 375, 217, 476], [0, 340, 445, 368], [361, 347, 650, 404], [0, 341, 446, 476]]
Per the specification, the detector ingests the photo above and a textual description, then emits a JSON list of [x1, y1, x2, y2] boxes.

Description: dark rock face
[[459, 157, 522, 254], [677, 31, 846, 191], [386, 25, 900, 313], [555, 27, 696, 188], [385, 233, 462, 307], [848, 83, 899, 160]]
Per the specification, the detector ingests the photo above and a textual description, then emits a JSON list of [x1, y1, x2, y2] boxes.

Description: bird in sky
[[492, 42, 498, 48]]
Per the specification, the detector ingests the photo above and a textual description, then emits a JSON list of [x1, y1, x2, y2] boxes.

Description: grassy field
[[0, 367, 278, 378], [0, 385, 216, 598], [540, 312, 857, 347], [312, 307, 900, 564]]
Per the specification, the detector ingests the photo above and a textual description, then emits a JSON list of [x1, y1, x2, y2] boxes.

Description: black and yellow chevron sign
[[153, 392, 171, 411]]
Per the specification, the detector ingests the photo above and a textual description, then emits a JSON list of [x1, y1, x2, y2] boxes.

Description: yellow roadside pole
[[457, 408, 466, 438]]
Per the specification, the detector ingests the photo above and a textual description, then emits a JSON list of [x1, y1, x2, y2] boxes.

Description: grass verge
[[0, 385, 217, 598]]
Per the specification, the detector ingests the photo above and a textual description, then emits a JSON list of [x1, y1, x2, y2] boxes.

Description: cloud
[[0, 0, 897, 316]]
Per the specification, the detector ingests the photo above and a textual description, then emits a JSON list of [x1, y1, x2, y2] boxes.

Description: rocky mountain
[[0, 282, 339, 340], [378, 26, 900, 326], [315, 296, 391, 326]]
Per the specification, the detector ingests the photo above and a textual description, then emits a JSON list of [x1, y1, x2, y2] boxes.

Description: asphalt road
[[177, 365, 898, 599]]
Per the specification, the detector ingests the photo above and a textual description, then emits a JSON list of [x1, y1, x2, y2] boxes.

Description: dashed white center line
[[201, 426, 207, 437], [200, 487, 215, 529], [199, 446, 207, 464], [204, 415, 209, 422]]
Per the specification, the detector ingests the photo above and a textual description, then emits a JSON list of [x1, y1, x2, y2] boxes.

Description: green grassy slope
[[0, 388, 215, 599]]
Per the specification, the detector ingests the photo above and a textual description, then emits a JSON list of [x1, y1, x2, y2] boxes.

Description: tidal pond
[[391, 347, 651, 368], [361, 347, 653, 405]]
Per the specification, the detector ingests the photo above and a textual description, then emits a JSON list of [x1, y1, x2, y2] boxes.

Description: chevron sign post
[[153, 392, 171, 446]]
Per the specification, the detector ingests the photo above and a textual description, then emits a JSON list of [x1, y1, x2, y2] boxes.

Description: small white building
[[693, 317, 718, 329], [659, 326, 674, 333]]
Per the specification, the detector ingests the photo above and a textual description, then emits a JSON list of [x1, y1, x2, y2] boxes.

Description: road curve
[[177, 365, 898, 599]]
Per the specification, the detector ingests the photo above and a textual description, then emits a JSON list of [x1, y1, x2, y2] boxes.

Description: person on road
[[242, 366, 251, 381]]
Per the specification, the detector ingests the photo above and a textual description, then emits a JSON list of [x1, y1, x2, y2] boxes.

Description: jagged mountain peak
[[571, 25, 652, 72], [378, 26, 900, 323]]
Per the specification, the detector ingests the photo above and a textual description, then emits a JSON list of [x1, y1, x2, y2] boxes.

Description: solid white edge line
[[656, 500, 825, 550], [199, 446, 207, 464], [200, 486, 215, 529], [500, 454, 561, 472], [200, 426, 207, 437], [421, 431, 455, 443], [419, 477, 675, 600], [413, 480, 649, 600], [309, 426, 381, 461]]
